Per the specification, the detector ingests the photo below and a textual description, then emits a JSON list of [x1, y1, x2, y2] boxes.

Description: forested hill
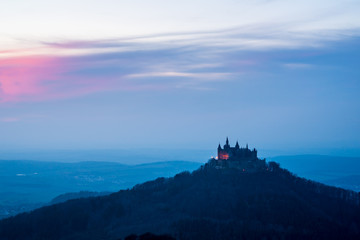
[[0, 162, 360, 240]]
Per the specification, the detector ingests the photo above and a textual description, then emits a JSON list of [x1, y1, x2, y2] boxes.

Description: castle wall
[[218, 147, 257, 161]]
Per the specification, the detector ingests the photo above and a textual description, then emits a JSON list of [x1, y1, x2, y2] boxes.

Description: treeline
[[124, 232, 175, 240]]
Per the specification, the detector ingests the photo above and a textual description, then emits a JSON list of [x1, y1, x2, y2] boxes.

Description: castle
[[208, 137, 266, 171], [217, 137, 257, 161]]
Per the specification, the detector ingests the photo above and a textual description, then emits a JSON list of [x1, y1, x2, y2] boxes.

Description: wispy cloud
[[126, 71, 232, 80], [283, 63, 313, 69], [0, 56, 62, 102], [1, 22, 359, 103], [0, 117, 19, 122], [0, 54, 127, 102]]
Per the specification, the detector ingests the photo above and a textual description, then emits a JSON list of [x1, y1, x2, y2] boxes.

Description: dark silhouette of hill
[[125, 232, 175, 240], [0, 162, 360, 240]]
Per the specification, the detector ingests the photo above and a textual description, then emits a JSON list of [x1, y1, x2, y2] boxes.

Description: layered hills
[[0, 160, 202, 219], [0, 160, 359, 240]]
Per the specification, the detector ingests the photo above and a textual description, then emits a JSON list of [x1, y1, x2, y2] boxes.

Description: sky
[[1, 0, 360, 157]]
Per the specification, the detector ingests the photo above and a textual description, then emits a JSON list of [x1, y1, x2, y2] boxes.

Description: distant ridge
[[50, 191, 111, 205], [269, 155, 360, 186]]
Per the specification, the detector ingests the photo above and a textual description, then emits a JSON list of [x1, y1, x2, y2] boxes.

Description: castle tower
[[224, 137, 230, 149], [235, 141, 240, 149]]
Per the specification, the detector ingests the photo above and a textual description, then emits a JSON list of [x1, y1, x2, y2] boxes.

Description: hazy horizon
[[1, 145, 360, 165]]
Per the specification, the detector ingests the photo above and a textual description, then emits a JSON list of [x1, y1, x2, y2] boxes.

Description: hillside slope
[[0, 163, 359, 240]]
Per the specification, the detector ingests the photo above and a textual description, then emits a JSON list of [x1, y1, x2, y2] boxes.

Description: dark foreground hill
[[0, 162, 360, 240]]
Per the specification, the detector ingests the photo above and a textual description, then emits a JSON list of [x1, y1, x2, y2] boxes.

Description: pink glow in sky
[[0, 38, 236, 103], [0, 56, 64, 102], [0, 53, 131, 103]]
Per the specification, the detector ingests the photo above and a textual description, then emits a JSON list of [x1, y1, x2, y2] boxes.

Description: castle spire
[[226, 137, 229, 146], [235, 141, 240, 149], [218, 143, 222, 150]]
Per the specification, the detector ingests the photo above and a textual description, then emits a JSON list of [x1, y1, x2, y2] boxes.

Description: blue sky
[[0, 0, 359, 156]]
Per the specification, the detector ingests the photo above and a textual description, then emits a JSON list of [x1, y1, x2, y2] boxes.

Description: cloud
[[0, 56, 61, 102], [283, 63, 313, 69], [0, 117, 19, 122], [0, 54, 125, 102], [126, 71, 232, 80], [1, 22, 359, 103], [0, 36, 241, 102]]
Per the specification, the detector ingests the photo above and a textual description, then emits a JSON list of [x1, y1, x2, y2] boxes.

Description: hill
[[49, 191, 112, 205], [0, 162, 359, 240]]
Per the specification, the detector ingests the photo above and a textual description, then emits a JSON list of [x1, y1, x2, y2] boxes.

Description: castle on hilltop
[[217, 137, 257, 161], [208, 137, 266, 171]]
